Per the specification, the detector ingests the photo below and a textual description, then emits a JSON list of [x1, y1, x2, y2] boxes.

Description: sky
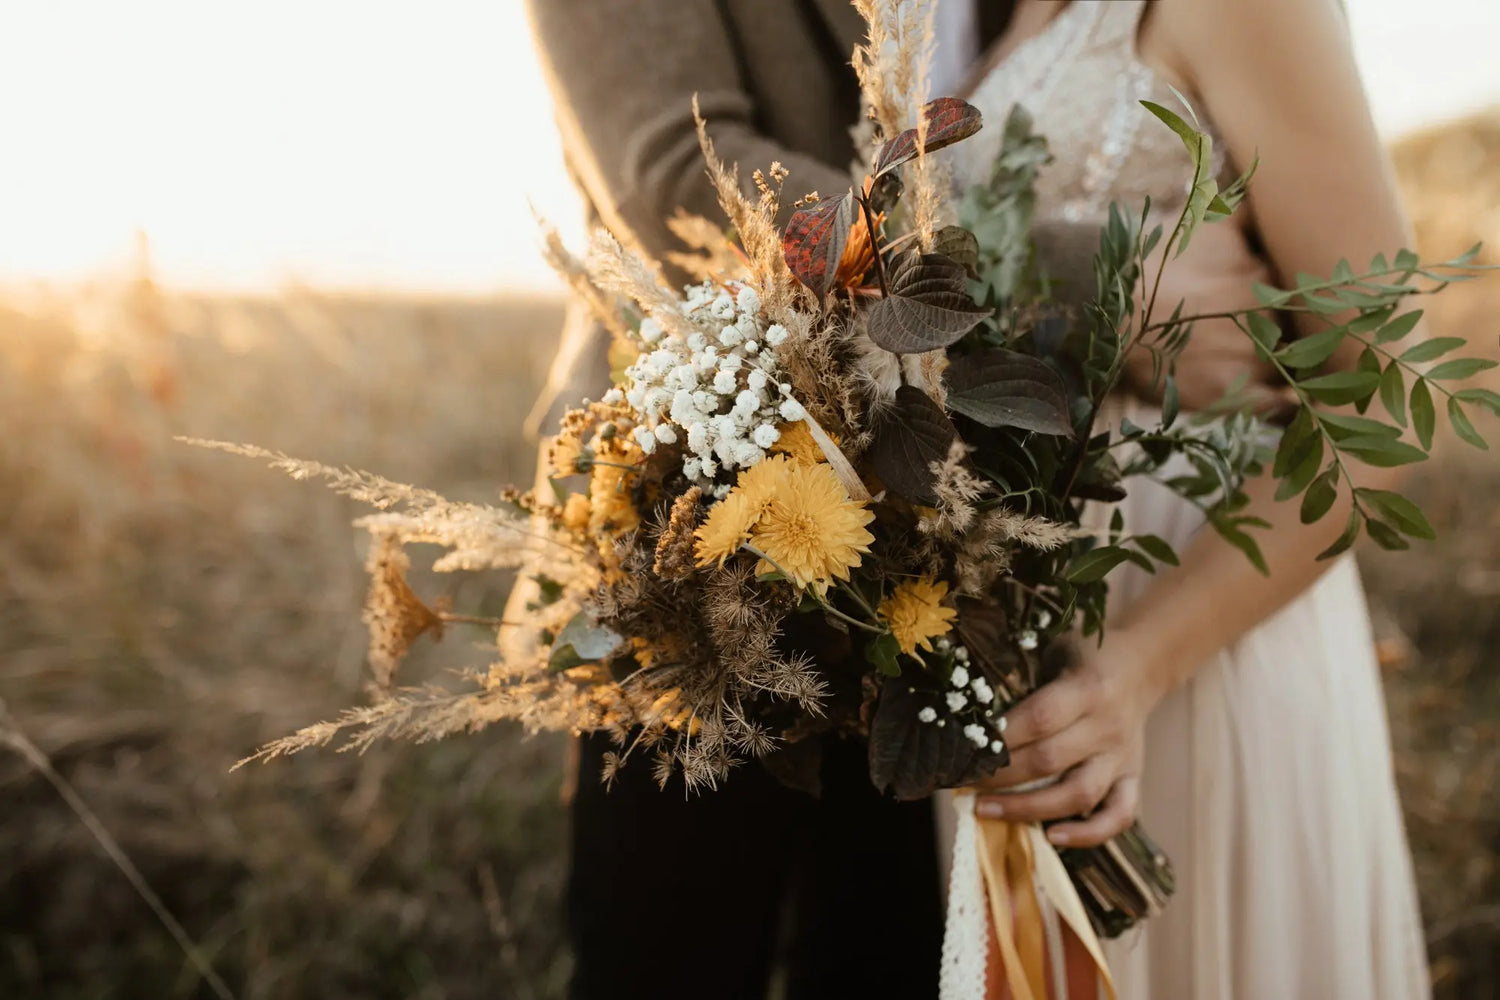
[[0, 0, 1496, 294]]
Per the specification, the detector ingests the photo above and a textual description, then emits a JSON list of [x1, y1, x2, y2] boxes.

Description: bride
[[941, 0, 1430, 997]]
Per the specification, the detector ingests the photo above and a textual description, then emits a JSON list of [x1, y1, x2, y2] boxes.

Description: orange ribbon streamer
[[974, 815, 1117, 1000]]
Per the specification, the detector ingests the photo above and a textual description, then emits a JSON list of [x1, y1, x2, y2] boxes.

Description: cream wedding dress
[[938, 2, 1431, 997]]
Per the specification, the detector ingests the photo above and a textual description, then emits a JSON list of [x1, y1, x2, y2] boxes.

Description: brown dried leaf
[[944, 349, 1074, 436], [866, 251, 988, 354], [782, 191, 858, 299], [866, 386, 957, 505]]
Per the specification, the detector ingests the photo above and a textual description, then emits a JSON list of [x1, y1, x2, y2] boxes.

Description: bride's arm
[[978, 0, 1426, 843]]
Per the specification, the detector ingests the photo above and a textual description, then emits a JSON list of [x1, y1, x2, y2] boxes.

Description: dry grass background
[[1, 113, 1498, 999]]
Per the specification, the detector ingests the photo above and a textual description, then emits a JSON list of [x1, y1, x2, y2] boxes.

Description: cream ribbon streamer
[[940, 791, 1117, 1000]]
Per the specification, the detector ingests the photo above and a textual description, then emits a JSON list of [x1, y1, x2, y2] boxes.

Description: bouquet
[[197, 0, 1494, 988]]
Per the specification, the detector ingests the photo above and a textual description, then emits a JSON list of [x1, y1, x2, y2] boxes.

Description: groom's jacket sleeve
[[524, 0, 859, 263]]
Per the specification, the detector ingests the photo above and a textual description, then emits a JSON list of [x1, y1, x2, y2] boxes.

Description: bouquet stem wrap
[[941, 791, 1116, 1000]]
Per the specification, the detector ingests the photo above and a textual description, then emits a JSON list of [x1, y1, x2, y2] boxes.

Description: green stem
[[739, 544, 885, 635]]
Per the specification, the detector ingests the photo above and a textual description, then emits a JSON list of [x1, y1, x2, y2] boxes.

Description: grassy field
[[2, 113, 1499, 998]]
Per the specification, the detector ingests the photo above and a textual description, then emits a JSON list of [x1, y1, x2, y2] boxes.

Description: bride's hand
[[972, 630, 1166, 847], [1127, 217, 1295, 418]]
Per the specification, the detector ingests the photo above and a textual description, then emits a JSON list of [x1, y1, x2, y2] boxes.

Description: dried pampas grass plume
[[691, 97, 803, 326], [585, 229, 699, 343]]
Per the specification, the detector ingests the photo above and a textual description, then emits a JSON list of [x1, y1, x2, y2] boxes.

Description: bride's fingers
[[998, 676, 1090, 751], [990, 723, 1099, 789], [1043, 776, 1141, 849], [975, 754, 1113, 823]]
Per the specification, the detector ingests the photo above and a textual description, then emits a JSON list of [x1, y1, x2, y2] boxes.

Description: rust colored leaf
[[782, 191, 858, 299], [873, 97, 984, 177]]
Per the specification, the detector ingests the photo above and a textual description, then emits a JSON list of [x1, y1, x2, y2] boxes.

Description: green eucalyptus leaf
[[1275, 432, 1324, 501], [1273, 407, 1317, 478], [1454, 387, 1500, 416], [1162, 374, 1180, 429], [1065, 545, 1134, 584], [1318, 412, 1402, 440], [1213, 519, 1269, 575], [1355, 488, 1436, 540], [1399, 336, 1466, 363], [1299, 466, 1340, 524], [1335, 435, 1428, 467], [1378, 362, 1407, 427], [1374, 309, 1423, 344], [1247, 312, 1283, 352], [1410, 379, 1436, 450], [1275, 327, 1345, 369], [1131, 533, 1180, 567], [1253, 282, 1291, 307], [1365, 518, 1410, 551], [1426, 357, 1499, 381], [1317, 508, 1362, 561], [1448, 397, 1488, 450], [1393, 248, 1420, 272], [1299, 371, 1381, 406]]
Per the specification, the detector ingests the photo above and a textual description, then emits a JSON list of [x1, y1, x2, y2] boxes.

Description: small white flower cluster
[[1017, 609, 1052, 651], [605, 281, 803, 497], [917, 638, 1008, 754]]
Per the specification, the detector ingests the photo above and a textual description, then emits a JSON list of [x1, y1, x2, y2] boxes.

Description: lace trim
[[939, 791, 988, 1000]]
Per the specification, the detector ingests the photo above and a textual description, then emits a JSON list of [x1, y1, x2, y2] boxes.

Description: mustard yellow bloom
[[879, 578, 958, 656], [693, 489, 761, 567], [734, 453, 796, 508], [588, 438, 643, 535], [770, 420, 827, 466], [750, 461, 874, 591], [561, 493, 592, 532]]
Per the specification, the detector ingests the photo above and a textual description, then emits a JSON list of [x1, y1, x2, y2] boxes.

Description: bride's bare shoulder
[[1149, 0, 1359, 101]]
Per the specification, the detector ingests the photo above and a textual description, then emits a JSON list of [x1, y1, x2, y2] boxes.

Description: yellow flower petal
[[770, 420, 828, 466], [879, 578, 957, 656], [750, 462, 874, 590]]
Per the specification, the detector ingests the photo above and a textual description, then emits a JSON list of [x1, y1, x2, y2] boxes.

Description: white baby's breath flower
[[633, 426, 657, 454], [710, 294, 736, 319], [735, 286, 761, 315], [764, 324, 788, 347], [1018, 630, 1039, 651], [778, 399, 806, 422], [687, 423, 709, 454], [1036, 610, 1054, 629], [733, 442, 765, 468], [971, 678, 994, 705], [654, 424, 678, 445], [964, 724, 989, 748], [950, 666, 970, 689], [747, 369, 768, 392], [718, 324, 742, 346], [626, 386, 646, 409], [713, 483, 731, 498], [639, 318, 662, 343], [918, 707, 938, 724], [682, 457, 701, 480], [744, 340, 759, 354], [602, 388, 624, 405], [990, 739, 1005, 754], [687, 332, 706, 351], [699, 456, 718, 478], [713, 369, 738, 394], [718, 353, 742, 371], [752, 424, 780, 449], [946, 691, 969, 713], [954, 646, 969, 663]]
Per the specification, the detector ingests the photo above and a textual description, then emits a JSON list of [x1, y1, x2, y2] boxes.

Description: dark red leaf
[[865, 251, 988, 354], [873, 97, 984, 177], [869, 674, 1007, 800], [866, 385, 957, 505], [782, 191, 858, 299], [945, 349, 1074, 436]]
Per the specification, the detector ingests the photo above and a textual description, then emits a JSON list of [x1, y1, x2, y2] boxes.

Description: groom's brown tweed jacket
[[523, 0, 1010, 430]]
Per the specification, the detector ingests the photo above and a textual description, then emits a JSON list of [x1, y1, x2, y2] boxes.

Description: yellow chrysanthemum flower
[[879, 578, 958, 656], [588, 438, 643, 535], [770, 420, 828, 466], [750, 462, 874, 591], [693, 489, 761, 567], [693, 455, 795, 567]]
